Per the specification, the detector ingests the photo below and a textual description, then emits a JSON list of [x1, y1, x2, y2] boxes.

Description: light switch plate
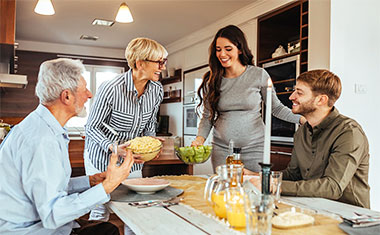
[[354, 84, 367, 94]]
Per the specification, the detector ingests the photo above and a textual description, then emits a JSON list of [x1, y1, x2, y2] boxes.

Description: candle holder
[[259, 162, 272, 195]]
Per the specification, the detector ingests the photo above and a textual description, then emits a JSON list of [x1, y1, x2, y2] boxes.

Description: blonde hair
[[297, 69, 342, 107], [125, 37, 168, 69]]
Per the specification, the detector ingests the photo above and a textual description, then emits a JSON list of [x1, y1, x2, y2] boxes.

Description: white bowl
[[122, 178, 170, 194]]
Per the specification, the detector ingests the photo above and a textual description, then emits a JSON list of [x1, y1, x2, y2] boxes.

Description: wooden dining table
[[108, 175, 380, 235]]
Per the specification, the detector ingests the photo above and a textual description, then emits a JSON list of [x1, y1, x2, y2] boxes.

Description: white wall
[[329, 0, 380, 211], [309, 0, 330, 70]]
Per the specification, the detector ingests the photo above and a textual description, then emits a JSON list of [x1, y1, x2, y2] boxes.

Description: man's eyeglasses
[[145, 58, 167, 68]]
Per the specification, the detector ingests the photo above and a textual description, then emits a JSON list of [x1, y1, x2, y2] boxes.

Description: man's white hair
[[35, 58, 85, 105]]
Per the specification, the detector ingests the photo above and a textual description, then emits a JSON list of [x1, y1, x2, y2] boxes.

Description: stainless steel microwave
[[262, 55, 300, 144]]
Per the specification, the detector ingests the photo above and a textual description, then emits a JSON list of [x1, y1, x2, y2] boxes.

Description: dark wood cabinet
[[299, 0, 309, 73], [68, 139, 192, 177], [0, 0, 15, 45], [160, 68, 182, 104], [0, 0, 16, 73], [271, 145, 292, 171], [68, 140, 86, 177], [257, 0, 309, 72]]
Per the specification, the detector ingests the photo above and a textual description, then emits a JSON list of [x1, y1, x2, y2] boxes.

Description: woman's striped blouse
[[85, 69, 163, 172]]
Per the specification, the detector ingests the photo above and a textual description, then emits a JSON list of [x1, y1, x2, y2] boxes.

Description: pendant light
[[115, 2, 133, 23], [34, 0, 55, 15]]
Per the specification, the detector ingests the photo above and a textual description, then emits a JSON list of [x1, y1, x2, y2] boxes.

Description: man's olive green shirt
[[281, 107, 370, 208]]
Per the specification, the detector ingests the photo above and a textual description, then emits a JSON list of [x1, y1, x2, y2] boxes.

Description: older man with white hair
[[0, 58, 134, 235]]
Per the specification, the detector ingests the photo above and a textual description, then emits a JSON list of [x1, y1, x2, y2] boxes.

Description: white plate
[[122, 178, 170, 194]]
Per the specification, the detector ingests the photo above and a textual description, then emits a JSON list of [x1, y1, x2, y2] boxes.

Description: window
[[66, 65, 124, 134]]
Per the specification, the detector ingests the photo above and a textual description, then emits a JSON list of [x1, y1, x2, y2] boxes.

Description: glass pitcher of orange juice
[[204, 164, 244, 219], [226, 186, 246, 229]]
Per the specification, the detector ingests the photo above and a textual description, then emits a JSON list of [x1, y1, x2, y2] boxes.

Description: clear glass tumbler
[[270, 171, 282, 202], [259, 171, 283, 202], [245, 194, 274, 235]]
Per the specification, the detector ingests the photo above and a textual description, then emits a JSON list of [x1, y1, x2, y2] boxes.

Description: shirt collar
[[307, 106, 339, 133], [126, 69, 152, 95], [35, 104, 68, 138]]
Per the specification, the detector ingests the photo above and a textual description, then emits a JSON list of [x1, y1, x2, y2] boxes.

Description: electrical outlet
[[354, 84, 367, 94]]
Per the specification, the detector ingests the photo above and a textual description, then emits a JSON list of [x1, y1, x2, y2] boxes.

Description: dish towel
[[339, 222, 380, 235]]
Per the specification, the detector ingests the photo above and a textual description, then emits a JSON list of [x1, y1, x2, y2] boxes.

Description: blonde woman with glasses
[[84, 37, 167, 221]]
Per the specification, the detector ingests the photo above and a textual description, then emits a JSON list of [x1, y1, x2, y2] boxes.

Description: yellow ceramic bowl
[[132, 144, 162, 162]]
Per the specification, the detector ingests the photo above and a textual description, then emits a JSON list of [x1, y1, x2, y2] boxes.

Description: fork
[[136, 197, 183, 208]]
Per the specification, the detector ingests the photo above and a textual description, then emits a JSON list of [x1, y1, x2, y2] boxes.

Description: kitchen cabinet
[[0, 0, 15, 45], [257, 0, 309, 72], [0, 0, 16, 73], [142, 156, 193, 177], [68, 139, 86, 177], [271, 145, 292, 171], [160, 68, 182, 103], [68, 138, 193, 177], [256, 1, 309, 145]]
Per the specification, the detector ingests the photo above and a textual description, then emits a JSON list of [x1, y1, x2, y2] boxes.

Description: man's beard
[[293, 98, 317, 116], [75, 104, 87, 118]]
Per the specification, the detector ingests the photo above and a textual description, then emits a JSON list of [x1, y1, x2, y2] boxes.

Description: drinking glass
[[112, 140, 128, 166], [245, 194, 274, 235], [270, 171, 282, 202], [259, 171, 283, 202]]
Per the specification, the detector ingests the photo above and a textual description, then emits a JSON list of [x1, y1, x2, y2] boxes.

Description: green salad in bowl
[[175, 145, 212, 164]]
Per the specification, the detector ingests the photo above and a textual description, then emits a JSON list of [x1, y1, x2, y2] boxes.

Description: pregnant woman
[[192, 25, 304, 172]]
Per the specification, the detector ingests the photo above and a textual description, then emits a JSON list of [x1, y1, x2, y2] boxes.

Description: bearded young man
[[280, 69, 370, 208]]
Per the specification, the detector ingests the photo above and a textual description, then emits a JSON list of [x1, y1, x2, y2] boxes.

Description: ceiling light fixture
[[92, 19, 115, 27], [80, 35, 99, 41], [115, 2, 133, 23], [34, 0, 55, 16]]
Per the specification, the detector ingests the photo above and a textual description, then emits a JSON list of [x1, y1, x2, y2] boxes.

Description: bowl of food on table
[[271, 206, 315, 229], [175, 145, 212, 164], [122, 178, 170, 194], [127, 136, 162, 162]]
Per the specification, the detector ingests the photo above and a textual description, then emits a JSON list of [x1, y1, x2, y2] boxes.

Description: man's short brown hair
[[297, 69, 342, 107]]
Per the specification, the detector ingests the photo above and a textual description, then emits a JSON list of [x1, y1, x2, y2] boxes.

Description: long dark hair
[[197, 25, 254, 125]]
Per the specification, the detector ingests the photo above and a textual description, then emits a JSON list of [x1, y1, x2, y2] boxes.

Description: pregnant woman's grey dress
[[197, 65, 300, 171]]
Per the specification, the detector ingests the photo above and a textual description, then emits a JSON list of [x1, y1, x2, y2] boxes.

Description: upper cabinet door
[[0, 0, 16, 45]]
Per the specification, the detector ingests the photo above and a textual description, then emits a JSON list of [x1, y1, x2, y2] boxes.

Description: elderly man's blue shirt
[[0, 104, 109, 234]]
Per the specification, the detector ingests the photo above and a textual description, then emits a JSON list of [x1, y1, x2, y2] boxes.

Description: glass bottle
[[231, 147, 242, 165], [226, 139, 234, 164]]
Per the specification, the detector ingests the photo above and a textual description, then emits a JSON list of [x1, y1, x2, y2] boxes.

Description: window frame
[[66, 64, 125, 136]]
